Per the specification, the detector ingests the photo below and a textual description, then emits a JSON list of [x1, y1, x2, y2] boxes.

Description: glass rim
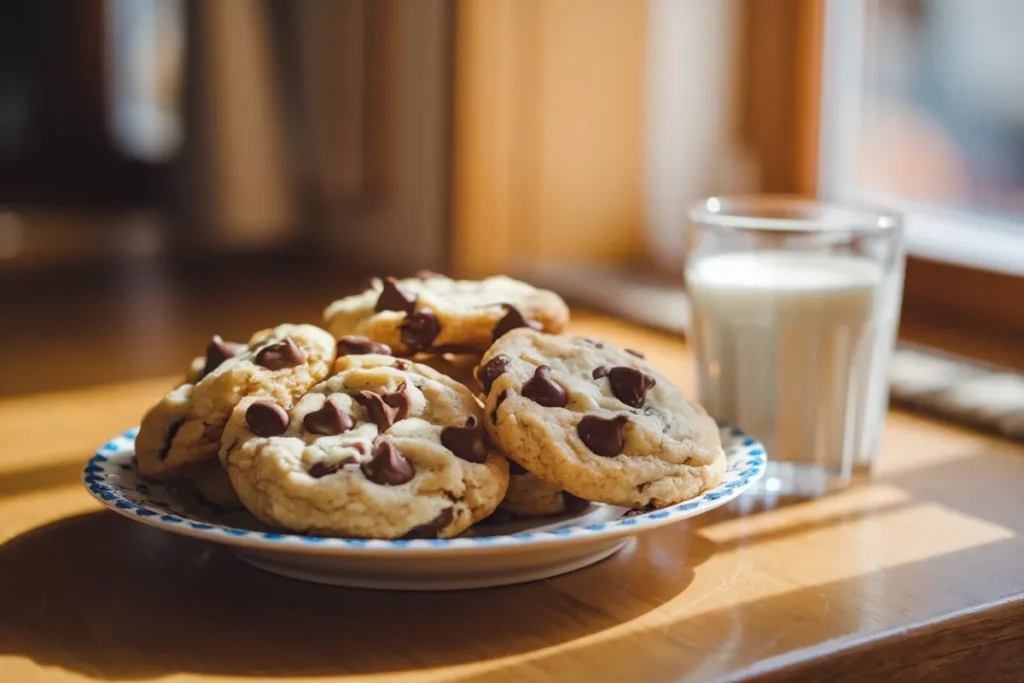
[[688, 194, 901, 234]]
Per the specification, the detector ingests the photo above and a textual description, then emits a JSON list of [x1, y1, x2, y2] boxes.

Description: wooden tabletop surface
[[1, 263, 1023, 683]]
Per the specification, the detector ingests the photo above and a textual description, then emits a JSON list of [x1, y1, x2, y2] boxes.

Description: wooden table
[[2, 304, 1023, 682]]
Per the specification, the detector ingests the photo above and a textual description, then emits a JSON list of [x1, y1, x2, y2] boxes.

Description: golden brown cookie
[[478, 330, 725, 508], [135, 324, 336, 480], [220, 355, 509, 539], [323, 274, 569, 356]]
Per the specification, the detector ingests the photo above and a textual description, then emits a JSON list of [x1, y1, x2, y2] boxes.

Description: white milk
[[686, 251, 898, 492]]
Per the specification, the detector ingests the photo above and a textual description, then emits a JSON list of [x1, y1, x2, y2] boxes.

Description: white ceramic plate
[[84, 424, 765, 590]]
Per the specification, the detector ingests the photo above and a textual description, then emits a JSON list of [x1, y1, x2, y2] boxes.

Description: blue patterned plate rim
[[83, 423, 766, 554]]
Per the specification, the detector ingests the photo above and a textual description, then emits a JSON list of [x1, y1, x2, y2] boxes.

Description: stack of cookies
[[135, 273, 726, 539]]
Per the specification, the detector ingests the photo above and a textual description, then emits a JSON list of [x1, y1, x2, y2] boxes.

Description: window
[[819, 0, 1024, 276]]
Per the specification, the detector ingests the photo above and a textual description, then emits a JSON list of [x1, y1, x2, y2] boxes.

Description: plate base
[[85, 424, 765, 591], [234, 537, 633, 590]]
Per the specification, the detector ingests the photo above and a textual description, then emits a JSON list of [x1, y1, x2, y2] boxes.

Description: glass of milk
[[685, 196, 904, 496]]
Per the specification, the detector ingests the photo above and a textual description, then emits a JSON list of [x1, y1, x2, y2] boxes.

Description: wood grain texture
[[751, 600, 1024, 683], [1, 268, 1024, 682]]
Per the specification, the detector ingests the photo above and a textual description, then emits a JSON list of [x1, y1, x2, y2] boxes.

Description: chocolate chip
[[361, 440, 415, 485], [522, 365, 568, 408], [507, 459, 529, 475], [393, 359, 411, 370], [577, 415, 629, 456], [592, 365, 610, 379], [201, 335, 246, 378], [606, 367, 657, 408], [477, 355, 511, 394], [382, 382, 411, 421], [336, 335, 392, 356], [159, 420, 183, 460], [308, 457, 355, 478], [255, 337, 306, 370], [375, 276, 417, 314], [562, 492, 590, 514], [403, 507, 455, 539], [399, 310, 441, 351], [492, 304, 542, 341], [491, 390, 508, 425], [414, 269, 444, 280], [625, 348, 645, 359], [441, 416, 488, 463], [354, 391, 398, 431], [302, 400, 353, 436], [245, 401, 290, 437]]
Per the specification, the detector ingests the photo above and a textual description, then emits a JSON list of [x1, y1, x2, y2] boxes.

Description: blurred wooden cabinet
[[452, 0, 647, 278]]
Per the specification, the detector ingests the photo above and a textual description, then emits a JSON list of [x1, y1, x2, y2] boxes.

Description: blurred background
[[0, 0, 1021, 398]]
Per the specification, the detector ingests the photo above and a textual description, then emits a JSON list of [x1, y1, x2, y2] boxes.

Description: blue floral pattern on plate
[[83, 424, 766, 554]]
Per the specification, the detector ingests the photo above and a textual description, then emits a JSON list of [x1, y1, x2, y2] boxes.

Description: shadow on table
[[0, 458, 87, 499], [0, 511, 714, 679]]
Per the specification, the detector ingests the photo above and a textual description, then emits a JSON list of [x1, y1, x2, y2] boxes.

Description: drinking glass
[[684, 196, 904, 496]]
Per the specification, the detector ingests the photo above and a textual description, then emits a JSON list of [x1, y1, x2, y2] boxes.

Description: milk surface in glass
[[687, 250, 898, 494]]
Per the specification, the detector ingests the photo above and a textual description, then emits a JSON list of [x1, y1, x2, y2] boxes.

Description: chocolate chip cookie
[[499, 461, 592, 518], [183, 460, 244, 510], [478, 330, 726, 509], [322, 274, 569, 356], [135, 324, 336, 480], [219, 354, 509, 539]]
